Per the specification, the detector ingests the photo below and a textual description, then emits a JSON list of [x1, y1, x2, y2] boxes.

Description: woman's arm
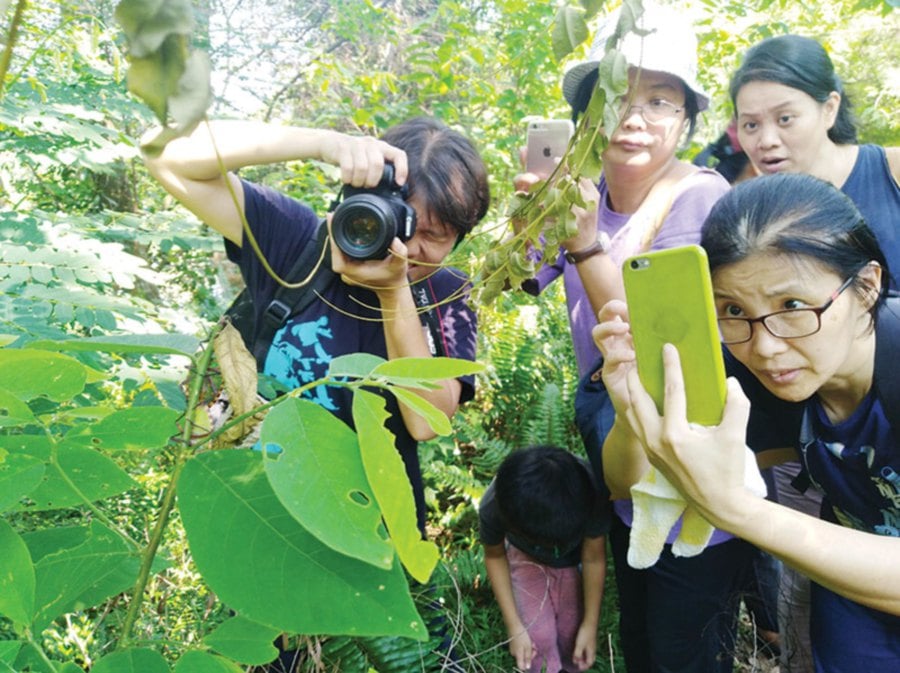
[[626, 343, 900, 615], [141, 120, 408, 245], [572, 535, 606, 670]]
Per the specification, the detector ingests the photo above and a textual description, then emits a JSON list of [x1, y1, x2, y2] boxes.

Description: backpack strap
[[251, 220, 334, 369], [874, 296, 900, 431]]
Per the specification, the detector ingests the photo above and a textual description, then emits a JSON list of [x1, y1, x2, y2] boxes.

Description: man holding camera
[[142, 117, 490, 533]]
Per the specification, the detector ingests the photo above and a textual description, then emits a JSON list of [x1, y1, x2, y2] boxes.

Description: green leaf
[[0, 351, 86, 402], [0, 388, 36, 427], [262, 398, 393, 569], [353, 391, 438, 584], [372, 356, 485, 381], [0, 519, 35, 630], [19, 445, 137, 511], [92, 648, 171, 673], [552, 5, 589, 62], [63, 406, 181, 452], [126, 34, 189, 121], [25, 521, 139, 632], [174, 651, 244, 673], [0, 453, 45, 512], [178, 450, 427, 640], [389, 388, 452, 436], [0, 641, 21, 667], [327, 353, 386, 379], [27, 333, 200, 356], [202, 615, 280, 665]]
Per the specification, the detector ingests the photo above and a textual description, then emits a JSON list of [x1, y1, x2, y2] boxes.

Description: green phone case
[[622, 244, 726, 426]]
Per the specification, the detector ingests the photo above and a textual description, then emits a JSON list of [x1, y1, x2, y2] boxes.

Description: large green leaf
[[389, 388, 452, 436], [327, 352, 385, 379], [0, 641, 21, 667], [0, 519, 35, 630], [202, 615, 280, 666], [371, 356, 485, 382], [174, 650, 244, 673], [18, 445, 136, 511], [353, 391, 438, 584], [261, 398, 394, 570], [63, 406, 180, 452], [0, 452, 45, 512], [552, 5, 589, 62], [178, 450, 426, 640], [24, 521, 143, 631], [92, 648, 171, 673], [0, 351, 86, 402]]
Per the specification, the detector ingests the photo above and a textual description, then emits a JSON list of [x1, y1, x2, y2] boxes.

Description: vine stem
[[117, 322, 223, 649], [0, 0, 29, 99]]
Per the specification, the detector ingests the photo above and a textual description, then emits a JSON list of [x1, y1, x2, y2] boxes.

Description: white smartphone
[[525, 119, 574, 176]]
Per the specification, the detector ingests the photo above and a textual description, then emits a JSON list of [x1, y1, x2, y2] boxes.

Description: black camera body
[[330, 164, 417, 260]]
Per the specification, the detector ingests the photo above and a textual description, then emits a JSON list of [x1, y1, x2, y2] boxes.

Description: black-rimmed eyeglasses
[[717, 274, 858, 345]]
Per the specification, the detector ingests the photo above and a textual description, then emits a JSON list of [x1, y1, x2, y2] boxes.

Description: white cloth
[[627, 446, 768, 569]]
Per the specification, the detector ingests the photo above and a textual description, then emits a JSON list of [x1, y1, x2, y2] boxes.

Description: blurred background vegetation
[[1, 0, 897, 670]]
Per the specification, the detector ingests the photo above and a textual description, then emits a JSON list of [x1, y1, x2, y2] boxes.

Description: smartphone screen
[[525, 119, 574, 175], [623, 245, 726, 426]]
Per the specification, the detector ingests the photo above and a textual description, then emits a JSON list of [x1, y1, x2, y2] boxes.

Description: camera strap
[[411, 281, 447, 358]]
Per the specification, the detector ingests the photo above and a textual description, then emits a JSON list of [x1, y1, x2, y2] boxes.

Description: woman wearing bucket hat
[[518, 3, 751, 673]]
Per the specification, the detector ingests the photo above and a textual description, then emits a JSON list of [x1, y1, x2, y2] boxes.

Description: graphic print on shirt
[[264, 315, 338, 411]]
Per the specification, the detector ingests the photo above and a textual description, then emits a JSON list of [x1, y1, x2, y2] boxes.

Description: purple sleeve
[[649, 169, 730, 250]]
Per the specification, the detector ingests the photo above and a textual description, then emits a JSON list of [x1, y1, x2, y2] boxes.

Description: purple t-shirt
[[529, 168, 730, 376]]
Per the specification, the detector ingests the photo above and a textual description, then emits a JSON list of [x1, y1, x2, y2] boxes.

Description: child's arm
[[572, 535, 606, 671], [483, 543, 535, 670]]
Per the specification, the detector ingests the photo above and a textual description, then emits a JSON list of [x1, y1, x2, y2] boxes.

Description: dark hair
[[494, 445, 594, 548], [729, 35, 857, 145], [380, 116, 490, 241], [570, 69, 700, 141], [701, 173, 889, 321]]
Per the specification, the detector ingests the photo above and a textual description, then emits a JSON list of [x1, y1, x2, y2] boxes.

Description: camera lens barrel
[[331, 166, 416, 260]]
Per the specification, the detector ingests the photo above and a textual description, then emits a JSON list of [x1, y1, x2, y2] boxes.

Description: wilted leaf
[[353, 391, 439, 583], [214, 322, 262, 442], [115, 0, 195, 57]]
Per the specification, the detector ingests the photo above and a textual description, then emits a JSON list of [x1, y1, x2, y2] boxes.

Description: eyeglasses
[[717, 274, 858, 345], [618, 98, 684, 124]]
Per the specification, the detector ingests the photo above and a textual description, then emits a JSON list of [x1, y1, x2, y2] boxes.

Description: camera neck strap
[[411, 281, 446, 358]]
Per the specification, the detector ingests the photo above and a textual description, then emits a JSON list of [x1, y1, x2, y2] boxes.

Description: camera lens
[[630, 259, 639, 270], [331, 194, 396, 260]]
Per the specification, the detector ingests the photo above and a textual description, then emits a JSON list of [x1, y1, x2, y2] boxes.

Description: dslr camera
[[330, 164, 417, 260]]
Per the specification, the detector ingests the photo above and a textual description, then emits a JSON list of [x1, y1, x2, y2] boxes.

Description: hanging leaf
[[202, 616, 280, 666], [551, 5, 589, 62], [178, 450, 426, 640], [213, 322, 263, 443], [353, 390, 439, 584], [261, 398, 394, 569]]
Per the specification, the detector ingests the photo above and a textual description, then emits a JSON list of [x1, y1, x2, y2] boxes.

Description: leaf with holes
[[178, 450, 425, 639], [261, 398, 393, 569]]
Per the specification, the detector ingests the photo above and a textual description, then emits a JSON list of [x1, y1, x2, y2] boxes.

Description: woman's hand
[[594, 300, 637, 415], [563, 177, 601, 253], [318, 132, 408, 188], [329, 226, 410, 294], [624, 342, 755, 525]]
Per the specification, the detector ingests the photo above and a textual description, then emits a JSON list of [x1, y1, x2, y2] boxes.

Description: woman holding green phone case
[[595, 173, 900, 671]]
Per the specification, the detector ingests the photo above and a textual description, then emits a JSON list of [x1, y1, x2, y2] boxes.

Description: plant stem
[[117, 323, 222, 648], [0, 0, 29, 100]]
